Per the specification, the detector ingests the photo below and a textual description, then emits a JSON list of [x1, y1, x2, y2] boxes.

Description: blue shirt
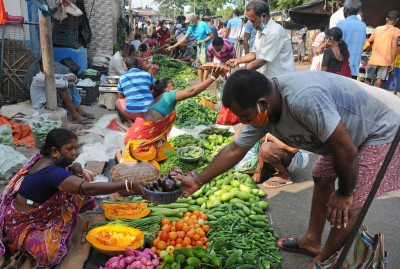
[[187, 21, 212, 49], [149, 90, 177, 117], [337, 16, 366, 76], [244, 20, 256, 52], [227, 16, 243, 42], [118, 68, 155, 113], [18, 165, 71, 204]]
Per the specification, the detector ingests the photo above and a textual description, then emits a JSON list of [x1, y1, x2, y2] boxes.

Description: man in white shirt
[[108, 43, 130, 76], [30, 59, 93, 123], [329, 0, 345, 28], [227, 0, 295, 78], [130, 34, 141, 50]]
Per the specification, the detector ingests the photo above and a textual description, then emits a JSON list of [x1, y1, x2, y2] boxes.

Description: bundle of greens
[[174, 100, 218, 129]]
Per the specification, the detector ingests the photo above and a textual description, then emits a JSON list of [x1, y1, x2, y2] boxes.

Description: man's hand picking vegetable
[[172, 173, 202, 197]]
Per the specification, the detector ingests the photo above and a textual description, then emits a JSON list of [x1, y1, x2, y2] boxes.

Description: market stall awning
[[288, 0, 332, 29], [139, 10, 156, 16], [361, 0, 400, 28]]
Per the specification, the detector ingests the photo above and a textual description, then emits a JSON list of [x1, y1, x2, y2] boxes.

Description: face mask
[[189, 23, 195, 27], [260, 22, 267, 31], [240, 104, 269, 126], [56, 155, 74, 168]]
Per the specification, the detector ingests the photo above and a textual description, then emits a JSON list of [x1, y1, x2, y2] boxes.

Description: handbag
[[313, 225, 387, 269], [352, 225, 388, 269]]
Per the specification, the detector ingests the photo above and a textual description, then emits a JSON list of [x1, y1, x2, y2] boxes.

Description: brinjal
[[161, 178, 178, 192]]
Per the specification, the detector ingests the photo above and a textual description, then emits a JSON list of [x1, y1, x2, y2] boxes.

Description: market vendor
[[115, 66, 224, 165], [0, 128, 146, 267], [166, 13, 213, 82], [175, 70, 400, 268]]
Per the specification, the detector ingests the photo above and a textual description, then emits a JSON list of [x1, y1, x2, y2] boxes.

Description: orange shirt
[[368, 24, 400, 66]]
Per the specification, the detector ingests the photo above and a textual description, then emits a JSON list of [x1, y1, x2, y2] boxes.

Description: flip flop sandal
[[277, 237, 318, 257], [262, 178, 293, 188]]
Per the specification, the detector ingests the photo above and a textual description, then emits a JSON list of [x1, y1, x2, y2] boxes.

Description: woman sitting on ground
[[116, 67, 223, 165], [0, 129, 145, 268], [320, 27, 351, 77]]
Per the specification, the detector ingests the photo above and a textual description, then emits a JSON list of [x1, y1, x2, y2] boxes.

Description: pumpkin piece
[[148, 160, 160, 171], [199, 62, 230, 74], [198, 99, 215, 109], [102, 203, 150, 220], [131, 145, 157, 161], [86, 226, 144, 256]]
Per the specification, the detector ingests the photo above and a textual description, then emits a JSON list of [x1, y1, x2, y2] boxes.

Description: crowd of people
[[2, 0, 400, 268]]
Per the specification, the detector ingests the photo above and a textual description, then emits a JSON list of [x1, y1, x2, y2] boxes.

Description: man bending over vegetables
[[175, 70, 400, 268]]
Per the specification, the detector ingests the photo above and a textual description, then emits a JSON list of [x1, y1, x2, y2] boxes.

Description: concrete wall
[[83, 0, 121, 61]]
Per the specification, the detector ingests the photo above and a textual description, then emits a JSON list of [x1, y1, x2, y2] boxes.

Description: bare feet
[[115, 149, 123, 163], [72, 114, 92, 124]]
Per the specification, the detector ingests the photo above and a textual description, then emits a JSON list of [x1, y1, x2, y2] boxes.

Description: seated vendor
[[30, 59, 94, 124], [256, 133, 309, 188], [108, 43, 130, 76], [115, 57, 156, 126], [115, 66, 224, 165], [0, 128, 145, 268]]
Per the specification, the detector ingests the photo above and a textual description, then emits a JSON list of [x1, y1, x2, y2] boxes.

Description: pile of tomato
[[151, 210, 211, 255]]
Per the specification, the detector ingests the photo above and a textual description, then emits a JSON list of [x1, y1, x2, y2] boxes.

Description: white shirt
[[130, 40, 141, 50], [251, 19, 296, 78], [108, 51, 127, 76], [329, 7, 362, 28], [30, 72, 70, 109], [329, 7, 345, 28]]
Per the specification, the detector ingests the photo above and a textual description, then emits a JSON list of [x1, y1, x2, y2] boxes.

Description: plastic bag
[[216, 106, 240, 126], [235, 141, 261, 174], [287, 150, 309, 172], [197, 43, 207, 64], [30, 116, 62, 149], [0, 145, 28, 182], [0, 125, 14, 147]]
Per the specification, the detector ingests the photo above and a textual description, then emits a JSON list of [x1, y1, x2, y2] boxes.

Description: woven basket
[[144, 188, 181, 204]]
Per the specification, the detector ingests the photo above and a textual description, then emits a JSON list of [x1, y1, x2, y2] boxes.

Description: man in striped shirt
[[207, 37, 236, 64], [115, 57, 155, 126]]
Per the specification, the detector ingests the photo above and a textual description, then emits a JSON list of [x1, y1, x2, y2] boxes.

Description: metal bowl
[[106, 76, 120, 84], [177, 146, 204, 163]]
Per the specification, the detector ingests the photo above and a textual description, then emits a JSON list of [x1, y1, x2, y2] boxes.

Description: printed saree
[[123, 111, 176, 163], [0, 153, 96, 267]]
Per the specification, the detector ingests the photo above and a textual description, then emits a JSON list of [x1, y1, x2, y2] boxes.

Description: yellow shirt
[[368, 24, 400, 66]]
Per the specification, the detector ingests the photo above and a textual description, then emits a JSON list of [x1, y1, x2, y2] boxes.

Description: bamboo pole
[[39, 12, 57, 110]]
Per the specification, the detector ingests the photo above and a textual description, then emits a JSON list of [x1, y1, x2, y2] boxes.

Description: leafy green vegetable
[[174, 100, 218, 129]]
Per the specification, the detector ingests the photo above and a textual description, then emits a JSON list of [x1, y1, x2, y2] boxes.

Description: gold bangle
[[209, 75, 217, 81]]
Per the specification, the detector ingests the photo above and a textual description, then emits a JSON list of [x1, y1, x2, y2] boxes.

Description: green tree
[[215, 6, 235, 18]]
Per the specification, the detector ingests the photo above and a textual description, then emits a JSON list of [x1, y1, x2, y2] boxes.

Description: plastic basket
[[77, 84, 99, 105], [60, 57, 80, 74], [54, 15, 78, 31], [91, 65, 109, 75], [144, 188, 181, 204], [79, 70, 101, 81], [53, 29, 79, 47]]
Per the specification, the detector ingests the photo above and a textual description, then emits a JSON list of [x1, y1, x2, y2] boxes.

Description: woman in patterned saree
[[0, 129, 145, 267], [117, 67, 223, 165]]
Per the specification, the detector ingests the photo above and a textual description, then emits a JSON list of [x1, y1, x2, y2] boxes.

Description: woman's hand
[[226, 58, 240, 67], [129, 179, 146, 197]]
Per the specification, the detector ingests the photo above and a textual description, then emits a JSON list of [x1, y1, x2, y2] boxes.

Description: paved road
[[261, 153, 400, 269]]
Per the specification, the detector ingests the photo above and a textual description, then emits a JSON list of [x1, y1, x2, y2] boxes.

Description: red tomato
[[161, 218, 171, 225], [160, 231, 169, 242], [161, 224, 171, 233]]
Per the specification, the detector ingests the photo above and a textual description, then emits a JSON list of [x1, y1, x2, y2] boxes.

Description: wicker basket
[[144, 188, 181, 204]]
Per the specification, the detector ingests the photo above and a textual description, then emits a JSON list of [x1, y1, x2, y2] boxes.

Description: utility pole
[[39, 12, 57, 111]]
